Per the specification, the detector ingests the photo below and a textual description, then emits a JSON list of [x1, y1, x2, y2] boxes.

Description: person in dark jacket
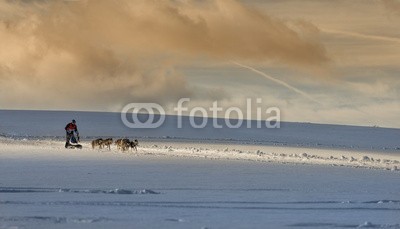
[[65, 119, 80, 148]]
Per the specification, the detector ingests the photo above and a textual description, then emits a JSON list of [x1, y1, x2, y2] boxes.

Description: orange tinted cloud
[[0, 0, 328, 110], [382, 0, 400, 15]]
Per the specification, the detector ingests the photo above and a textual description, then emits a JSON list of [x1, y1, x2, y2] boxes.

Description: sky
[[0, 0, 399, 128]]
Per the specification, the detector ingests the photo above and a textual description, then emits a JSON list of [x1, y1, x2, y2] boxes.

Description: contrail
[[233, 61, 322, 105], [321, 28, 400, 44]]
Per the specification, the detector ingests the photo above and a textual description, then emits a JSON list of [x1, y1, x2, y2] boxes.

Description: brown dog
[[115, 138, 130, 151], [120, 139, 131, 151], [115, 139, 123, 150], [101, 138, 113, 150], [91, 138, 103, 149]]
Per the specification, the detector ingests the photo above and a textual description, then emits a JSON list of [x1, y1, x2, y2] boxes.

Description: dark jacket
[[65, 123, 78, 134]]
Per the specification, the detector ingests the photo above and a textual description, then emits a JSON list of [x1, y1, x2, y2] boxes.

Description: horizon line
[[0, 108, 396, 130]]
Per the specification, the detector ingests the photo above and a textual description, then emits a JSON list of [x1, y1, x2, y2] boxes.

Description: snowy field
[[0, 110, 400, 228]]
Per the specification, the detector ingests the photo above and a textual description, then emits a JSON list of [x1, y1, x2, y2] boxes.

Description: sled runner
[[66, 143, 82, 149], [65, 135, 82, 149]]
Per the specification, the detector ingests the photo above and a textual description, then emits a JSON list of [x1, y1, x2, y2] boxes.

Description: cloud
[[0, 0, 328, 111], [381, 0, 400, 15], [321, 28, 400, 44]]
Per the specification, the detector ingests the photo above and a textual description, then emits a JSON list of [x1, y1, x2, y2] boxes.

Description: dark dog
[[101, 138, 113, 150], [91, 138, 103, 149]]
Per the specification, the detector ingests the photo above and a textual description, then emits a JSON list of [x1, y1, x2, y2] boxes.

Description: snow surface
[[1, 110, 399, 151], [0, 110, 399, 228], [2, 138, 398, 171]]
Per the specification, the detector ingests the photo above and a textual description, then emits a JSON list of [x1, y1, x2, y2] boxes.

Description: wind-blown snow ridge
[[1, 138, 399, 171], [2, 200, 399, 206], [135, 143, 400, 171], [0, 216, 112, 224], [289, 221, 400, 228], [2, 200, 399, 212], [0, 187, 160, 195]]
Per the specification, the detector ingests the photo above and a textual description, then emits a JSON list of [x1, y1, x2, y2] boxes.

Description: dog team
[[91, 138, 139, 151]]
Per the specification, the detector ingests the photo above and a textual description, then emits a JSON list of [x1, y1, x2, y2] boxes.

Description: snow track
[[1, 137, 399, 171]]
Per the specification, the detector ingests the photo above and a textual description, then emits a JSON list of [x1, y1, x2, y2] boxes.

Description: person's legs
[[65, 132, 72, 148]]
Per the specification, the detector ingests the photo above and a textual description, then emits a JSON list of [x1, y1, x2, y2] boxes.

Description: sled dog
[[130, 139, 139, 151], [91, 138, 103, 149], [101, 138, 113, 150]]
